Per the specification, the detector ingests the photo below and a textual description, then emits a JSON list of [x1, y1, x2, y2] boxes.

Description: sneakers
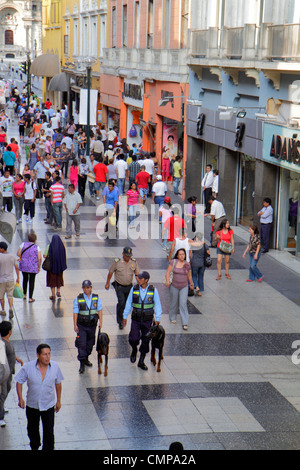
[[9, 308, 14, 319], [0, 420, 6, 428], [257, 275, 264, 282]]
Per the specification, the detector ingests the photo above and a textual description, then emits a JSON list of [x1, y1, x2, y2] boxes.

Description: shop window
[[5, 30, 13, 45], [237, 154, 255, 227]]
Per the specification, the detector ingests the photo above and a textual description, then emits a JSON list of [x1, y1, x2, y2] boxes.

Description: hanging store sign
[[263, 122, 300, 174], [123, 79, 144, 108]]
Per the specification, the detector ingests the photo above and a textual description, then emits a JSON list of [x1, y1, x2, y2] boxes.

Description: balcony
[[102, 47, 188, 82]]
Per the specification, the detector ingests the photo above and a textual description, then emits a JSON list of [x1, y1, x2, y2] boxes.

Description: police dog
[[96, 330, 110, 376], [146, 323, 165, 373]]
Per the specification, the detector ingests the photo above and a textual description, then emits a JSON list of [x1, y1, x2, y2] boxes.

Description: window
[[134, 1, 140, 48], [73, 21, 78, 56], [123, 5, 128, 47], [163, 0, 171, 49], [91, 19, 97, 56], [147, 0, 154, 49], [64, 21, 70, 56], [112, 6, 116, 47], [5, 30, 13, 45], [100, 17, 106, 57]]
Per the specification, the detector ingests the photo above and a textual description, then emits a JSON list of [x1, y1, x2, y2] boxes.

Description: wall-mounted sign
[[263, 122, 300, 173], [123, 79, 144, 108]]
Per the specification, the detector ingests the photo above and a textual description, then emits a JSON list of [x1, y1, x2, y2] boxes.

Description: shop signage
[[123, 79, 144, 108], [263, 122, 300, 173]]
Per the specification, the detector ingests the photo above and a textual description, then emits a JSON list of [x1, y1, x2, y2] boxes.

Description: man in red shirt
[[135, 165, 150, 207], [93, 157, 108, 200], [161, 207, 186, 246], [44, 99, 52, 110]]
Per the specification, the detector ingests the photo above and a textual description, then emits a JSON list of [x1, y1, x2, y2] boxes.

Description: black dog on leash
[[96, 330, 110, 376], [146, 323, 165, 372]]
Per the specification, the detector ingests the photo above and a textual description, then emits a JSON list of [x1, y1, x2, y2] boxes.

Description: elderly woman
[[17, 232, 42, 303], [165, 248, 193, 331]]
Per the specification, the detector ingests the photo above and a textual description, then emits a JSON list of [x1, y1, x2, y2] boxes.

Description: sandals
[[28, 299, 35, 303], [225, 274, 231, 280], [49, 296, 55, 300], [216, 275, 222, 280], [56, 292, 61, 298]]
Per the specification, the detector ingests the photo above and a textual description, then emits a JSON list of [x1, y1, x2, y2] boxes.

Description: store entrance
[[278, 169, 300, 257], [237, 154, 256, 227]]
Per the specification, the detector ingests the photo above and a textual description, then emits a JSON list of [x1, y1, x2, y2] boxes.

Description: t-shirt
[[94, 162, 108, 182], [102, 186, 119, 209], [50, 182, 64, 203], [0, 253, 18, 282], [63, 191, 82, 215], [0, 176, 14, 197], [24, 180, 37, 200], [163, 216, 186, 242], [143, 159, 154, 175], [115, 160, 128, 179], [136, 171, 150, 189], [9, 142, 19, 158], [127, 189, 139, 206], [173, 161, 182, 178], [13, 180, 25, 196], [216, 229, 234, 248]]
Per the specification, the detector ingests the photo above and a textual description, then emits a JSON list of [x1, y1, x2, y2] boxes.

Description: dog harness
[[132, 284, 155, 321], [77, 293, 99, 326]]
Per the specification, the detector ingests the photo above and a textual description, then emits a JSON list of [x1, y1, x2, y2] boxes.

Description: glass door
[[237, 154, 256, 227]]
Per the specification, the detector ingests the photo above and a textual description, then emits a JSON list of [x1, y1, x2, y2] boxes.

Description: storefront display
[[237, 154, 256, 228]]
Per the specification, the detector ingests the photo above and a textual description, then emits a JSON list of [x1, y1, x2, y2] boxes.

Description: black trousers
[[75, 323, 97, 361], [204, 187, 212, 214], [24, 200, 35, 218], [129, 319, 153, 355], [114, 283, 132, 325], [26, 405, 55, 450], [22, 272, 36, 299]]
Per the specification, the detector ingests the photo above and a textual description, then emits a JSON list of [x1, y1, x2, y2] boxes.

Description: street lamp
[[25, 49, 31, 108], [75, 56, 97, 158]]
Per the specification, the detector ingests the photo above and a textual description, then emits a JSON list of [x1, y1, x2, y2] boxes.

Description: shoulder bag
[[42, 253, 51, 271], [219, 230, 233, 254], [204, 244, 212, 267], [163, 260, 176, 286]]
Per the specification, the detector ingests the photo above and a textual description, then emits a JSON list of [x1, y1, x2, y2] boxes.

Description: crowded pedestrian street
[[1, 104, 300, 451]]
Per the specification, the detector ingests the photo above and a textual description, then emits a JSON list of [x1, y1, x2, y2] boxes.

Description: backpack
[[129, 125, 137, 138]]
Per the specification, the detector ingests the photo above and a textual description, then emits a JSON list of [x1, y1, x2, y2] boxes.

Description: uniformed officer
[[123, 271, 162, 371], [105, 246, 140, 329], [73, 280, 103, 374]]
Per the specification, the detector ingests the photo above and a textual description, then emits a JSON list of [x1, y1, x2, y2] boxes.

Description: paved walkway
[[1, 119, 300, 451]]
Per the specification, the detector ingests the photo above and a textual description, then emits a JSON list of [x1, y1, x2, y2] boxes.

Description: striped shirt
[[50, 182, 64, 203]]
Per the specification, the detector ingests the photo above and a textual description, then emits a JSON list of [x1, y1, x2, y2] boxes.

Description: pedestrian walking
[[215, 219, 235, 280], [190, 232, 210, 296], [15, 343, 64, 450], [0, 321, 23, 428], [0, 241, 19, 319], [73, 280, 103, 374], [63, 184, 82, 238], [23, 173, 37, 224], [243, 224, 263, 282], [43, 234, 67, 300], [105, 247, 140, 329], [50, 176, 65, 229], [165, 248, 193, 330], [12, 173, 25, 224], [123, 271, 162, 370], [127, 182, 140, 228], [17, 232, 42, 303]]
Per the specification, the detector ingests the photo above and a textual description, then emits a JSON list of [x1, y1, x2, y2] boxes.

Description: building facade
[[0, 0, 42, 63], [186, 0, 300, 256], [100, 0, 190, 194]]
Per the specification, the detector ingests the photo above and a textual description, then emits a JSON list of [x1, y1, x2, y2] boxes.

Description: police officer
[[122, 271, 162, 371], [105, 247, 140, 329], [73, 280, 103, 374]]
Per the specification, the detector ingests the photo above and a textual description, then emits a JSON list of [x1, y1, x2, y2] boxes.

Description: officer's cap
[[123, 247, 132, 256], [137, 271, 150, 280], [82, 280, 92, 288]]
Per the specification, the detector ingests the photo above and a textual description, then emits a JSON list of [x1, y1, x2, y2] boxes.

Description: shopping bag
[[13, 282, 24, 299]]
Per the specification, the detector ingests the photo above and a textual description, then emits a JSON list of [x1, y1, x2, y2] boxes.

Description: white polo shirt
[[210, 200, 226, 220]]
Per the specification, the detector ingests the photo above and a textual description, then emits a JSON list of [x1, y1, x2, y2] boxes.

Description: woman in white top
[[168, 229, 193, 263]]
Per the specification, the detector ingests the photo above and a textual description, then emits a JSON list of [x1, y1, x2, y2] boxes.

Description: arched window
[[5, 30, 13, 45]]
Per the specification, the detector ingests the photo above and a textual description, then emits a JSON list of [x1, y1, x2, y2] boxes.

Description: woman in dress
[[17, 232, 42, 303], [215, 219, 235, 280], [164, 248, 194, 330], [43, 234, 67, 300], [242, 224, 263, 282]]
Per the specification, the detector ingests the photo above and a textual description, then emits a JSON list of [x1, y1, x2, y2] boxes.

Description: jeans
[[191, 265, 205, 291], [248, 252, 263, 280], [128, 204, 138, 227], [174, 177, 181, 195], [260, 223, 272, 251], [89, 181, 95, 196], [45, 197, 53, 222], [117, 178, 125, 194], [14, 196, 24, 220], [169, 284, 189, 325], [154, 195, 165, 219], [66, 213, 80, 236], [52, 202, 62, 228], [94, 181, 106, 196]]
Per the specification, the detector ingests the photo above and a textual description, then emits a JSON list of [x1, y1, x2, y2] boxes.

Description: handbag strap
[[20, 243, 35, 258]]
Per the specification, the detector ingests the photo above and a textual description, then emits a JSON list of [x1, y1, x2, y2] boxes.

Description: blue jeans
[[128, 205, 137, 227], [117, 178, 125, 194], [52, 202, 62, 228], [191, 265, 205, 291], [154, 195, 165, 219], [248, 252, 263, 280], [94, 181, 106, 196], [174, 177, 181, 194]]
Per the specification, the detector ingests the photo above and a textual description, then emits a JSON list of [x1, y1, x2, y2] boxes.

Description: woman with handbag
[[242, 225, 263, 282], [43, 234, 67, 300], [190, 233, 211, 296], [17, 233, 42, 303], [215, 219, 234, 280], [164, 248, 193, 330]]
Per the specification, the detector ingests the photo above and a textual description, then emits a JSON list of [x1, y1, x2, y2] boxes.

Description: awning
[[48, 72, 68, 92], [30, 54, 59, 77]]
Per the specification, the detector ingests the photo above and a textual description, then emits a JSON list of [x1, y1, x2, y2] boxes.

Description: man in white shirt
[[258, 198, 273, 253], [207, 196, 227, 247], [143, 154, 155, 194], [152, 175, 167, 219], [212, 169, 219, 197], [202, 164, 214, 213], [0, 170, 14, 212], [115, 155, 128, 194], [107, 127, 117, 146], [50, 114, 59, 130], [63, 183, 82, 238]]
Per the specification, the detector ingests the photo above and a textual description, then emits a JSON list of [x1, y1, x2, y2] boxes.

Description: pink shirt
[[70, 165, 78, 181], [127, 189, 139, 206], [13, 180, 25, 196]]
